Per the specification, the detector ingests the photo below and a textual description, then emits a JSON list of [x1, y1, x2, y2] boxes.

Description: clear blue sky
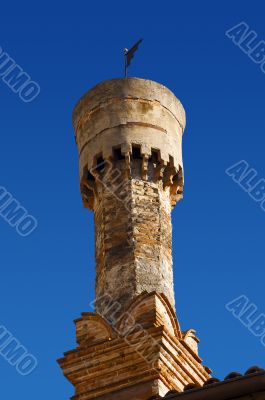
[[1, 0, 265, 398]]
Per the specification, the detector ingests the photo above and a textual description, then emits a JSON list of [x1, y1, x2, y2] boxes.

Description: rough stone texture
[[93, 157, 176, 317], [73, 78, 185, 178], [75, 78, 185, 315], [59, 78, 211, 400]]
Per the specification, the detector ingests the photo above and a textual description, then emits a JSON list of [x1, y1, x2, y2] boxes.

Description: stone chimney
[[58, 78, 211, 400]]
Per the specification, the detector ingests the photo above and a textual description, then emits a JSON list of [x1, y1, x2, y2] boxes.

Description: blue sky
[[0, 0, 265, 398]]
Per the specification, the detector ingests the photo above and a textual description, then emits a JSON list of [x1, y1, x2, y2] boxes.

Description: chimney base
[[58, 292, 211, 399]]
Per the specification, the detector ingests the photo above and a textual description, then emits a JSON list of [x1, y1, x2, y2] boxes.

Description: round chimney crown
[[73, 77, 186, 183]]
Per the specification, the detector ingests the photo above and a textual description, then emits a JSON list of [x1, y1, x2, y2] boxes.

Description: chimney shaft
[[59, 78, 211, 400], [73, 78, 185, 316]]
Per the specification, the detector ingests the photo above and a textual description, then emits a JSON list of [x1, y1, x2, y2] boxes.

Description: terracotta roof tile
[[147, 367, 265, 399]]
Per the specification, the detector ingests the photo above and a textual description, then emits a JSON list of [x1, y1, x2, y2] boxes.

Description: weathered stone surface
[[93, 157, 177, 317], [76, 78, 185, 314], [73, 78, 185, 178], [59, 78, 211, 400]]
